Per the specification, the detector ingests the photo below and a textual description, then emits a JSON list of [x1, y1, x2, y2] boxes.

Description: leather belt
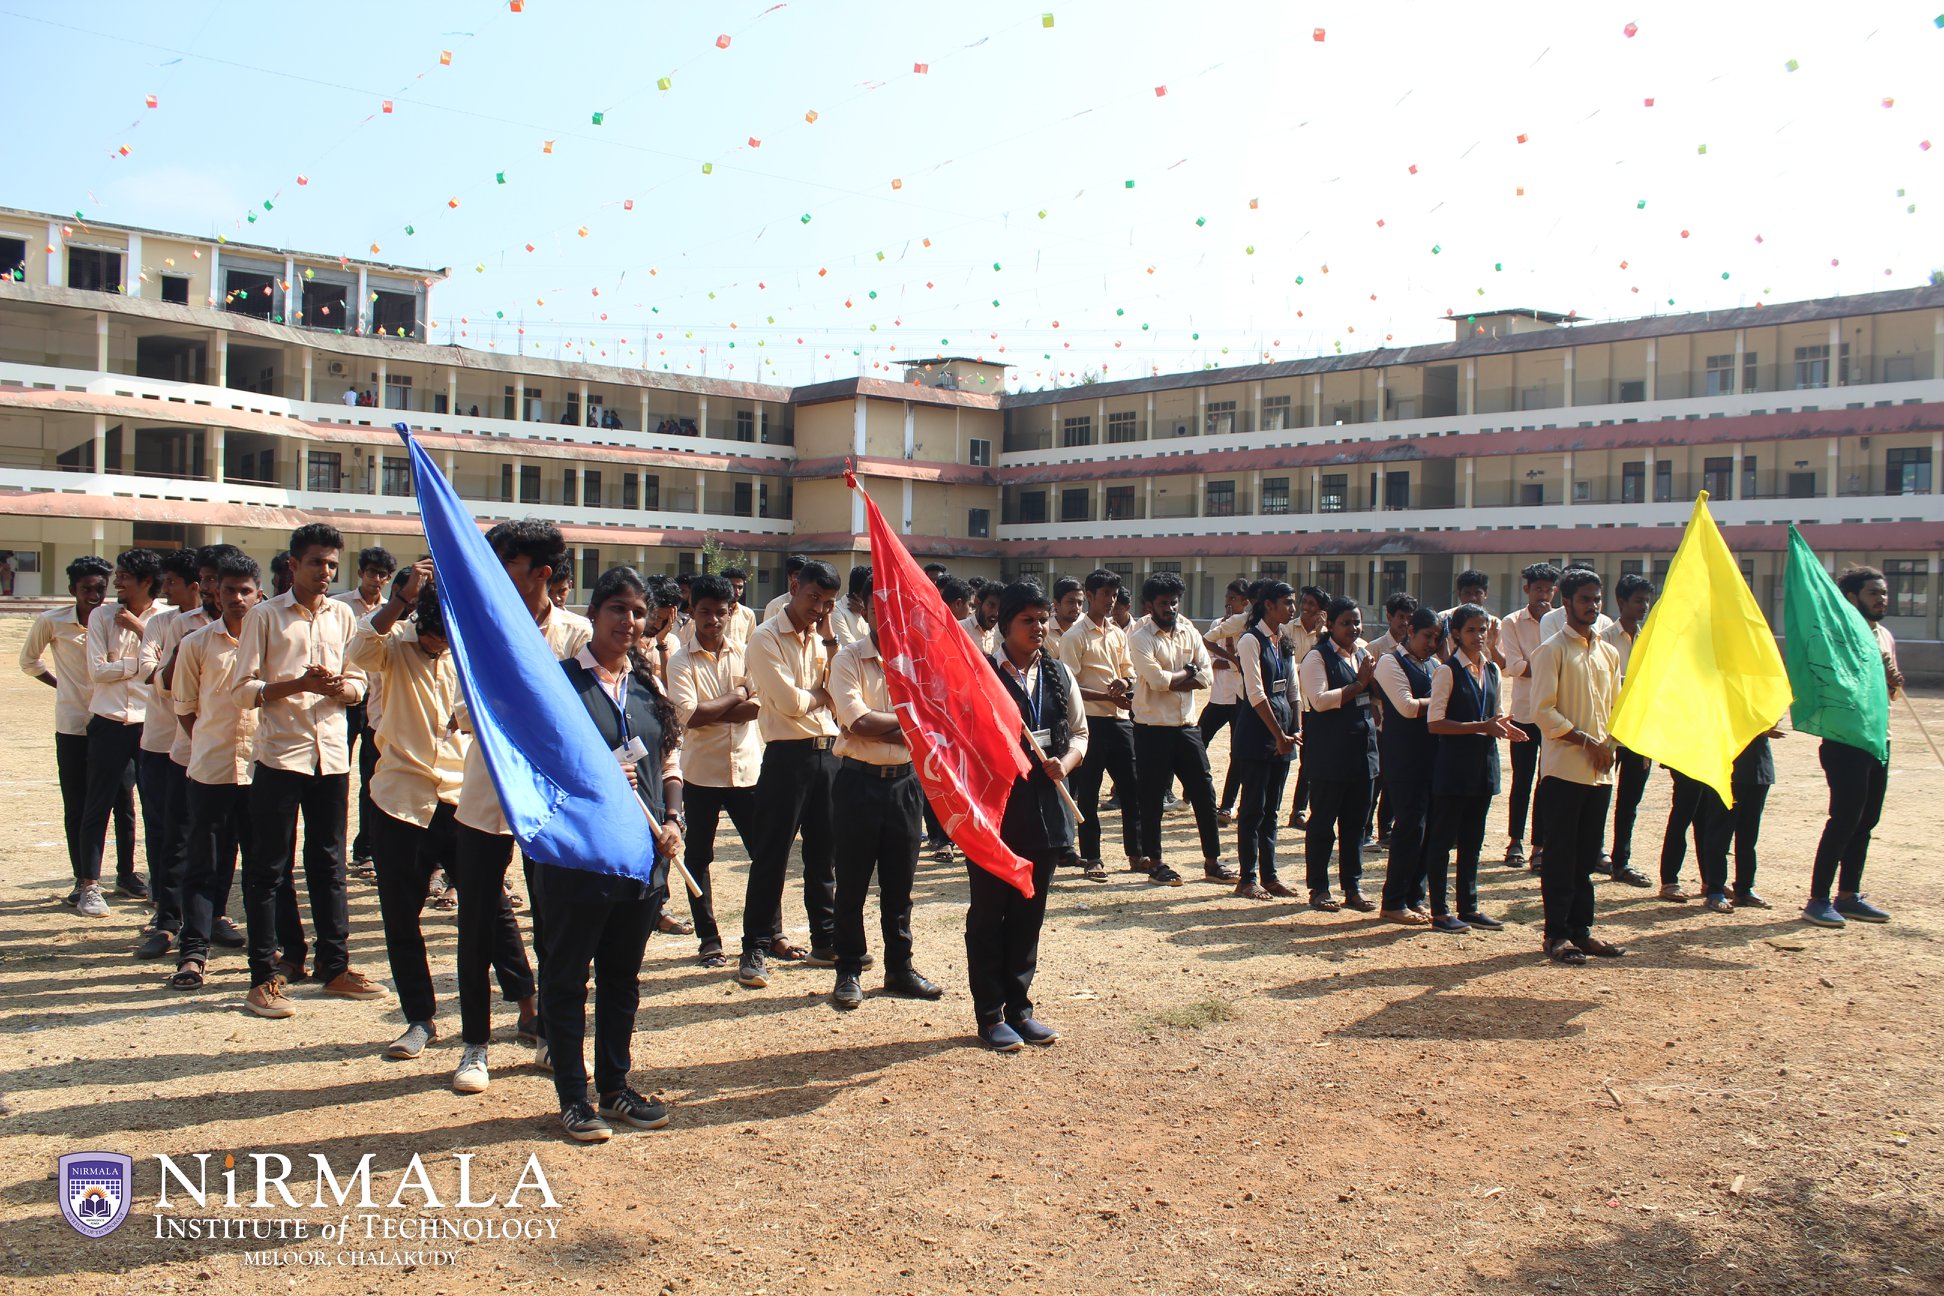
[[772, 736, 836, 751], [842, 757, 913, 779]]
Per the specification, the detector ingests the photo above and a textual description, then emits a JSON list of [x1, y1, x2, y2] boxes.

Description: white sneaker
[[533, 1037, 552, 1073], [76, 883, 108, 918], [453, 1044, 490, 1094]]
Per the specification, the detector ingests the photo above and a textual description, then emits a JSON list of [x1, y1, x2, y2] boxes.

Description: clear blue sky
[[3, 0, 1941, 389]]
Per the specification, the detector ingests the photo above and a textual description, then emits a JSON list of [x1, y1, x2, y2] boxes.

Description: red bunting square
[[1644, 97, 1655, 107], [1154, 85, 1167, 96], [542, 140, 555, 153], [382, 100, 394, 113], [748, 136, 761, 148], [144, 94, 157, 108], [508, 0, 523, 10], [1516, 132, 1528, 143], [716, 33, 731, 49], [439, 50, 452, 65], [1312, 27, 1325, 40], [913, 62, 929, 73], [1408, 163, 1418, 174]]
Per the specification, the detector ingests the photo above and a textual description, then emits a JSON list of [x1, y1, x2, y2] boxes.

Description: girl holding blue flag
[[541, 567, 686, 1142]]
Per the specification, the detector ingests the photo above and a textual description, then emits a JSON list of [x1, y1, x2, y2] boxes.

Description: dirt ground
[[0, 613, 1939, 1296]]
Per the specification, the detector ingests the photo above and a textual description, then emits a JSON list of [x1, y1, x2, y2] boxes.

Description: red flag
[[847, 470, 1037, 896]]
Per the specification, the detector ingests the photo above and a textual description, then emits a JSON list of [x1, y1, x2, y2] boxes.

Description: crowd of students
[[17, 531, 1905, 1140]]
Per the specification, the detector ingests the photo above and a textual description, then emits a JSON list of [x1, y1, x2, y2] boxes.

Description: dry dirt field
[[0, 613, 1939, 1296]]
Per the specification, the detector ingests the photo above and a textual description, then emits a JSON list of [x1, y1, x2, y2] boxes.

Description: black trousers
[[1507, 721, 1544, 849], [537, 866, 657, 1107], [833, 764, 922, 976], [142, 754, 192, 932], [1423, 792, 1490, 917], [683, 783, 760, 957], [1133, 724, 1221, 865], [1234, 756, 1292, 883], [921, 795, 945, 845], [1538, 778, 1610, 944], [1608, 746, 1653, 870], [1198, 702, 1245, 811], [1658, 769, 1707, 884], [1699, 784, 1770, 897], [965, 849, 1060, 1026], [78, 716, 144, 883], [1071, 715, 1141, 862], [56, 731, 133, 882], [451, 822, 539, 1045], [741, 739, 837, 953], [1811, 740, 1888, 900], [347, 702, 377, 862], [1365, 773, 1392, 842], [1305, 775, 1372, 898], [244, 765, 351, 987], [179, 780, 243, 965], [372, 804, 460, 1026], [1379, 775, 1435, 912], [1287, 744, 1312, 824]]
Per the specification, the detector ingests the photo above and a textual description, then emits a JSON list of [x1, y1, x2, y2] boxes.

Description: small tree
[[1930, 269, 1944, 287], [700, 531, 754, 576]]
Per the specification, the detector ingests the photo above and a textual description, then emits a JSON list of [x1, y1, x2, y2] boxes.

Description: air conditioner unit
[[327, 361, 346, 377]]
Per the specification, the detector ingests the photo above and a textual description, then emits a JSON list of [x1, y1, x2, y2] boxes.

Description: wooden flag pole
[[1021, 719, 1086, 825], [639, 798, 703, 898]]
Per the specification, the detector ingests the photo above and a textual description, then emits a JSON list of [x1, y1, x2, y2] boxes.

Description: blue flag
[[396, 424, 659, 882]]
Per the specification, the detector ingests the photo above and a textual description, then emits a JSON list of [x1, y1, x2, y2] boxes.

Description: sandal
[[169, 961, 205, 991], [769, 938, 810, 963], [1234, 881, 1272, 901], [1546, 939, 1588, 966], [1575, 937, 1628, 959], [657, 914, 695, 936], [698, 951, 728, 969], [1081, 860, 1110, 883], [431, 890, 458, 912]]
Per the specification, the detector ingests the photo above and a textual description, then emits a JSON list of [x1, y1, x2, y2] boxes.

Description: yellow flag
[[1608, 493, 1792, 807]]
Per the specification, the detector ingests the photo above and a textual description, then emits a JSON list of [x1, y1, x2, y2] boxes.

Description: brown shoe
[[321, 970, 388, 1000], [274, 956, 308, 984], [1234, 880, 1272, 901], [1262, 878, 1301, 899], [1341, 893, 1378, 913], [245, 980, 296, 1019], [1381, 908, 1431, 925]]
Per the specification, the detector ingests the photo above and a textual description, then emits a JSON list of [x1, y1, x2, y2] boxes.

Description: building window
[[1792, 342, 1850, 390], [68, 248, 123, 294], [582, 469, 603, 508], [1105, 485, 1136, 520], [1106, 562, 1134, 584], [1319, 474, 1348, 513], [1260, 561, 1288, 581], [1887, 447, 1933, 495], [384, 374, 412, 410], [1654, 460, 1673, 502], [562, 469, 576, 505], [1885, 558, 1929, 619], [380, 456, 411, 496], [1703, 456, 1734, 499], [372, 290, 417, 337], [1384, 471, 1411, 510], [1704, 354, 1737, 396], [1205, 480, 1236, 517], [581, 548, 600, 590], [1018, 491, 1047, 524], [158, 275, 190, 305], [734, 482, 754, 516], [1381, 561, 1408, 596], [623, 473, 639, 509], [1317, 560, 1346, 595], [1262, 477, 1290, 515], [969, 438, 991, 466], [306, 451, 341, 493], [520, 465, 540, 503], [1262, 395, 1292, 431], [1016, 560, 1046, 584], [1205, 400, 1237, 436], [0, 236, 24, 281], [641, 474, 660, 510], [1152, 561, 1182, 576], [1106, 411, 1138, 443], [500, 463, 513, 502], [968, 508, 991, 538], [1742, 455, 1758, 499], [735, 410, 755, 442], [1061, 488, 1091, 522], [1622, 461, 1645, 504], [1061, 416, 1093, 448]]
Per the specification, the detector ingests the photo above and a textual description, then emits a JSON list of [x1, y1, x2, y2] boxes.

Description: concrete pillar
[[1311, 375, 1324, 429], [698, 395, 710, 441], [1644, 340, 1658, 402], [902, 478, 913, 533], [640, 390, 651, 434], [1463, 458, 1475, 509], [1827, 440, 1840, 499], [210, 427, 225, 483], [1934, 310, 1944, 381], [1250, 381, 1263, 434], [1095, 478, 1106, 522], [297, 443, 309, 493], [91, 518, 105, 547], [447, 371, 458, 418], [1145, 393, 1156, 441], [577, 380, 590, 426], [92, 415, 106, 477], [207, 246, 219, 306], [1829, 320, 1843, 387], [213, 331, 228, 388], [1733, 328, 1748, 394], [443, 450, 455, 485], [1194, 471, 1206, 517], [1730, 442, 1744, 501], [1195, 388, 1207, 437], [1375, 369, 1387, 423], [852, 396, 867, 458], [903, 402, 915, 459], [1645, 447, 1658, 504], [1562, 351, 1575, 408], [1463, 360, 1476, 416], [46, 220, 63, 287], [376, 360, 388, 409], [1311, 468, 1322, 513], [695, 469, 708, 516], [576, 465, 588, 508], [1250, 468, 1263, 516], [126, 234, 142, 298], [1096, 396, 1107, 444], [1143, 476, 1154, 521], [301, 350, 314, 403], [95, 314, 109, 372], [356, 267, 368, 333], [1561, 452, 1573, 507], [283, 255, 297, 323]]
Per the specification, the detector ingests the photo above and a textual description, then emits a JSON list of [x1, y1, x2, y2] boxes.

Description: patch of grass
[[1142, 997, 1240, 1032]]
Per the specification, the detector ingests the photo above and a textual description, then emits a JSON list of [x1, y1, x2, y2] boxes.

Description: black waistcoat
[[1232, 625, 1294, 762], [1303, 642, 1379, 780], [1430, 655, 1502, 798], [991, 650, 1075, 856], [1378, 649, 1438, 784]]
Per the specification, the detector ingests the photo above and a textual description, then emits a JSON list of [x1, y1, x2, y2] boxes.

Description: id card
[[1029, 728, 1053, 749], [613, 736, 650, 765], [1354, 692, 1373, 709]]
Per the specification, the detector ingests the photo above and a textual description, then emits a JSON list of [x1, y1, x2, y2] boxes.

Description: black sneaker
[[114, 874, 151, 901], [831, 973, 864, 1009], [211, 916, 246, 947], [736, 949, 769, 989], [561, 1102, 614, 1142], [132, 927, 173, 960], [598, 1086, 670, 1130]]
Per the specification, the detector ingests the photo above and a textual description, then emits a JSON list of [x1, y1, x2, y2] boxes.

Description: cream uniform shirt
[[18, 605, 93, 736]]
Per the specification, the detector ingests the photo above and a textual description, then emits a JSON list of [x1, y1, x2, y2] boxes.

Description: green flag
[[1782, 527, 1889, 761]]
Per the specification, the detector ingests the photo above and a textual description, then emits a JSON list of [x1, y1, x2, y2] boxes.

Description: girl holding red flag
[[974, 581, 1088, 1052]]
